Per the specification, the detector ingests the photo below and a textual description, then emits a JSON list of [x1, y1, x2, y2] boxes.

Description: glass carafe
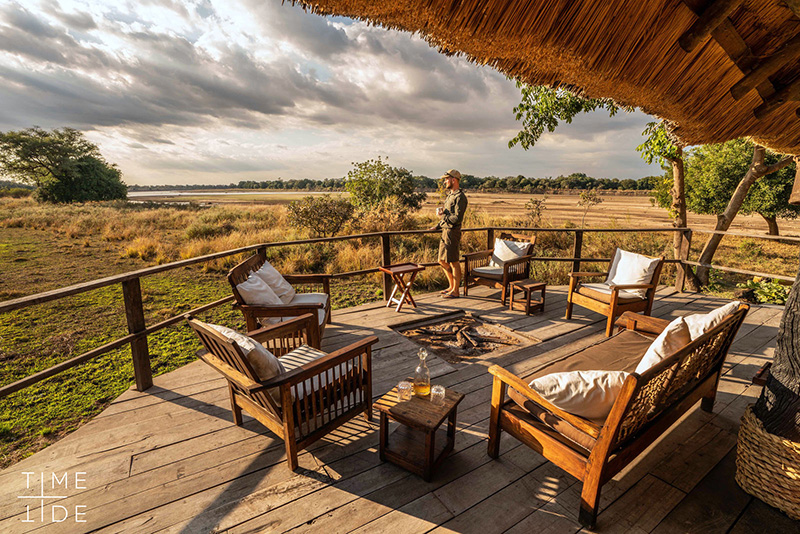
[[414, 348, 431, 396]]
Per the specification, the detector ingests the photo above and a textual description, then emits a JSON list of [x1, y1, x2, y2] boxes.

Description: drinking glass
[[431, 385, 446, 406], [397, 381, 413, 401]]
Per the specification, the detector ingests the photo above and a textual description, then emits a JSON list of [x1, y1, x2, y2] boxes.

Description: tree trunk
[[695, 146, 793, 286], [753, 259, 800, 441], [761, 213, 779, 236], [668, 149, 700, 290]]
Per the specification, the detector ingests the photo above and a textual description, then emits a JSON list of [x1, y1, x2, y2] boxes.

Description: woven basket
[[735, 405, 800, 520]]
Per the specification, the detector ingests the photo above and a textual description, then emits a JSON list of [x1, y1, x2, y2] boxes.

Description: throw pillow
[[634, 316, 691, 374], [236, 274, 282, 306], [683, 301, 740, 340], [529, 370, 630, 420], [605, 249, 660, 298], [254, 261, 296, 305], [489, 238, 531, 267], [205, 323, 285, 380]]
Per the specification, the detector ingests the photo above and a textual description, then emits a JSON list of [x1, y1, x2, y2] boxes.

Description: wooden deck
[[1, 285, 797, 533]]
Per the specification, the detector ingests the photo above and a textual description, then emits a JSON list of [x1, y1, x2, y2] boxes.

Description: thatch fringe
[[293, 0, 800, 153]]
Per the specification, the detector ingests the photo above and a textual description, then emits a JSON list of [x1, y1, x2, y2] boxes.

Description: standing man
[[430, 169, 468, 298]]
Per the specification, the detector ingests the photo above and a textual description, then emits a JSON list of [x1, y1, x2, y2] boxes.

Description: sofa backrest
[[611, 304, 749, 447], [227, 250, 268, 305]]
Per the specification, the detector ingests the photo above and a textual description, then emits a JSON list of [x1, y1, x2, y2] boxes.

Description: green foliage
[[0, 127, 126, 203], [0, 188, 32, 198], [286, 194, 355, 237], [525, 196, 547, 225], [344, 158, 425, 213], [636, 121, 680, 166], [509, 84, 632, 150], [737, 277, 790, 304]]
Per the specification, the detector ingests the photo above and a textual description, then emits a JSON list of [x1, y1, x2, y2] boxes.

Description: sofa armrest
[[610, 283, 655, 290], [503, 254, 534, 268], [569, 271, 608, 278], [488, 365, 602, 439], [247, 314, 317, 343], [615, 311, 669, 335]]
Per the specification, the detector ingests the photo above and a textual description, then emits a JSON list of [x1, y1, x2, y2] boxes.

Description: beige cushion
[[606, 249, 660, 298], [254, 261, 296, 304], [205, 323, 285, 380], [684, 301, 740, 340], [490, 238, 531, 267], [635, 316, 691, 375], [578, 282, 645, 303], [236, 274, 282, 306], [270, 344, 346, 403], [472, 266, 504, 280], [528, 370, 630, 420]]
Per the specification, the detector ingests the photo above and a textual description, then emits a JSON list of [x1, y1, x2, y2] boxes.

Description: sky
[[0, 0, 661, 185]]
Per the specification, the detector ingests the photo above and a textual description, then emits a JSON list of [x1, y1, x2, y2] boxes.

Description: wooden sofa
[[463, 232, 536, 305], [228, 250, 332, 341], [188, 313, 376, 471], [487, 304, 749, 527]]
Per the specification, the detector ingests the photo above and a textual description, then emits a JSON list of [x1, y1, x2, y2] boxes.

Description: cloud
[[0, 0, 660, 183]]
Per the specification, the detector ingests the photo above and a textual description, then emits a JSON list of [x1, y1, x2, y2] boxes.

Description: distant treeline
[[128, 172, 660, 193]]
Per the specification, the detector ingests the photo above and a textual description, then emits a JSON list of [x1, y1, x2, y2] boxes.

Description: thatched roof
[[294, 0, 800, 154]]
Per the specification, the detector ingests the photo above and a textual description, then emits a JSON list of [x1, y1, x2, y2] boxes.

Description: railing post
[[675, 229, 693, 292], [381, 233, 391, 301], [572, 230, 583, 273], [487, 227, 495, 250], [122, 278, 152, 391]]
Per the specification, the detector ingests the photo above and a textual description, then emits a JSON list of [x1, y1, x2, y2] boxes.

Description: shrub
[[737, 277, 789, 304], [286, 195, 354, 237], [0, 187, 32, 198], [525, 196, 547, 226], [344, 158, 425, 213]]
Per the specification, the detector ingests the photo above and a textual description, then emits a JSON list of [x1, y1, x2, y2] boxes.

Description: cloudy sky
[[0, 0, 661, 185]]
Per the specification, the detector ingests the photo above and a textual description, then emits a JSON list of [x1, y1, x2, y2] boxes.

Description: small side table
[[379, 263, 426, 312], [509, 279, 546, 315], [375, 385, 465, 481]]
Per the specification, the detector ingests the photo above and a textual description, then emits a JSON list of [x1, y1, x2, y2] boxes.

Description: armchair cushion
[[576, 283, 645, 304], [236, 274, 282, 307], [256, 293, 329, 328], [527, 370, 630, 420], [635, 316, 691, 374], [472, 266, 504, 280], [684, 301, 741, 340], [504, 400, 597, 453], [606, 249, 660, 297], [270, 344, 355, 404], [255, 261, 296, 304], [205, 323, 285, 380], [489, 238, 531, 267]]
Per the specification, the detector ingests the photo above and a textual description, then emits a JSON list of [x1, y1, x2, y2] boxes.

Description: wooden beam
[[754, 78, 800, 119], [679, 0, 745, 53], [731, 33, 800, 100]]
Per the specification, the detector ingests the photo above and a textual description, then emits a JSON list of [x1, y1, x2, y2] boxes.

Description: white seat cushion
[[635, 316, 691, 375], [254, 261, 296, 304], [473, 266, 505, 278], [270, 344, 351, 403], [605, 249, 660, 298], [529, 370, 630, 420], [580, 282, 643, 300], [256, 292, 329, 328], [204, 322, 285, 380], [236, 274, 282, 306], [683, 301, 740, 340], [489, 238, 531, 267]]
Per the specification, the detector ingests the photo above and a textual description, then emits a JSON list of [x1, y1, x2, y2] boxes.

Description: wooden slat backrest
[[613, 305, 748, 446], [187, 318, 282, 417], [227, 251, 268, 304]]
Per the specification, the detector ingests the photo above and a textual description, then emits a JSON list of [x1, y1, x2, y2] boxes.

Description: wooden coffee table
[[379, 262, 426, 312], [375, 385, 465, 481], [509, 279, 546, 315]]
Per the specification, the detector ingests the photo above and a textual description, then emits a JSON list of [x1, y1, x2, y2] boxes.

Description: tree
[[344, 158, 425, 212], [577, 189, 603, 227], [525, 196, 547, 226], [0, 127, 127, 203], [286, 194, 354, 237]]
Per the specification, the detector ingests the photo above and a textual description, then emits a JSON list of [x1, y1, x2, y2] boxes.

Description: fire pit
[[394, 311, 537, 363]]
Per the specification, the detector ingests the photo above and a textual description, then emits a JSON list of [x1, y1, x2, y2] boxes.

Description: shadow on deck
[[1, 286, 796, 533]]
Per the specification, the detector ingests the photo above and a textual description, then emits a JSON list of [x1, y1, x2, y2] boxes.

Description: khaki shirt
[[436, 189, 468, 229]]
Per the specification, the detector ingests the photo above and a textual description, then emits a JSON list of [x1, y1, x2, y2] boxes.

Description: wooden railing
[[1, 225, 795, 400]]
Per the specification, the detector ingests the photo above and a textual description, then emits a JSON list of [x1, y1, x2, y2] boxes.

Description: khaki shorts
[[438, 227, 461, 263]]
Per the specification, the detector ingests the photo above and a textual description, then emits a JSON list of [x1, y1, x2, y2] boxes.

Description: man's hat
[[441, 169, 461, 180]]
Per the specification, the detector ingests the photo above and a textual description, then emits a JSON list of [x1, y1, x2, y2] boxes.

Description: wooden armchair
[[463, 232, 536, 305], [228, 250, 332, 341], [487, 304, 749, 527], [566, 248, 664, 336], [187, 313, 376, 471]]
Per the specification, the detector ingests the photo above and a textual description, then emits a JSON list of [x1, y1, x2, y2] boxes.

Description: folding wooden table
[[379, 262, 426, 312]]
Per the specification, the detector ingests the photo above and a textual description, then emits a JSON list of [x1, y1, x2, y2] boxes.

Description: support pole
[[572, 230, 583, 273], [122, 278, 152, 391], [675, 229, 693, 292], [381, 233, 391, 301]]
